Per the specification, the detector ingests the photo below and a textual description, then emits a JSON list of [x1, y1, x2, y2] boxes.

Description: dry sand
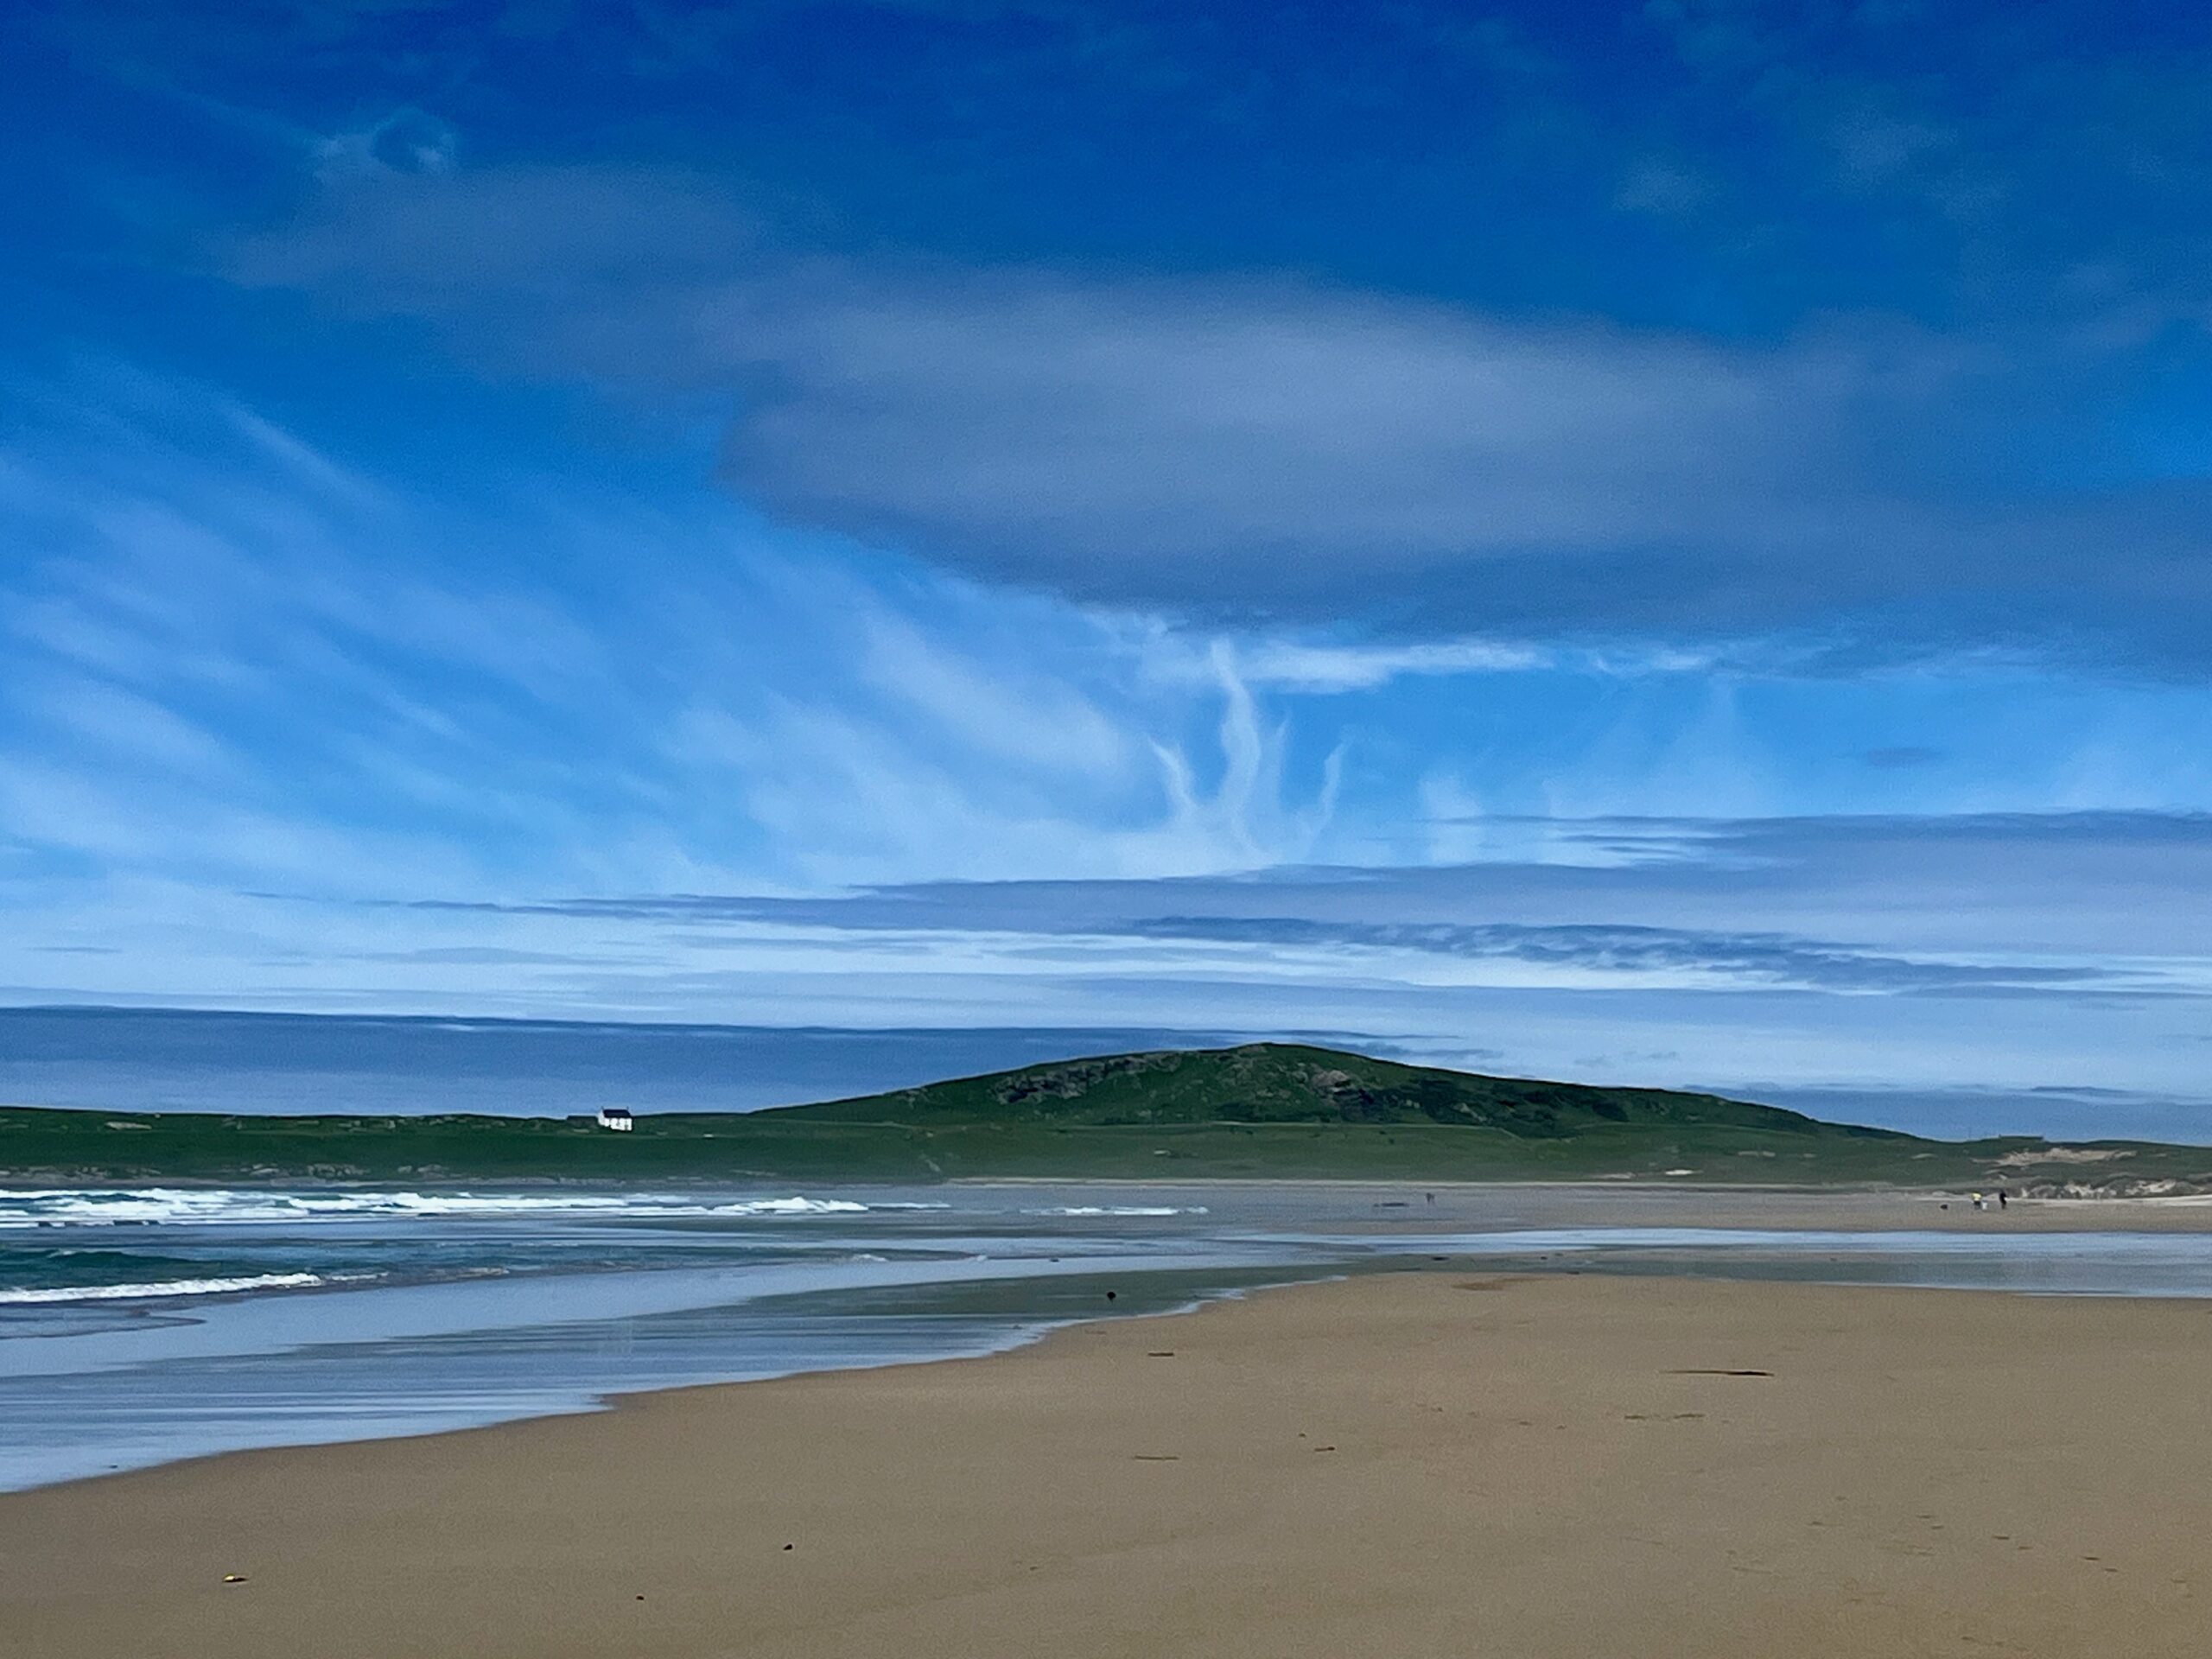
[[4, 1272, 2209, 1657]]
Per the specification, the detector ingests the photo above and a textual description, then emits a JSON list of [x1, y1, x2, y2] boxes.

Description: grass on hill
[[3, 1043, 2207, 1192]]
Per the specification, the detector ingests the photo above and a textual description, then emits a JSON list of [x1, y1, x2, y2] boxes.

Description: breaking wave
[[0, 1189, 920, 1228], [0, 1272, 337, 1304]]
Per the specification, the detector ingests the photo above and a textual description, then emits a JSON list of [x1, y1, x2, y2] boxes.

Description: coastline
[[947, 1177, 2212, 1231], [15, 1172, 2212, 1227], [5, 1269, 2209, 1657]]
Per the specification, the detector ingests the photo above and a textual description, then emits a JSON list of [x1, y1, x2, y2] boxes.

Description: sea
[[0, 1005, 1249, 1117], [10, 1007, 2212, 1494]]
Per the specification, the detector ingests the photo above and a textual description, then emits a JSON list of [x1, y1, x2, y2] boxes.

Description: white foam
[[0, 1188, 906, 1228], [1026, 1205, 1208, 1217], [0, 1273, 333, 1305]]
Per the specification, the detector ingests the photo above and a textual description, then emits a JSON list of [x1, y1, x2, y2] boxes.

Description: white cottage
[[596, 1107, 635, 1132]]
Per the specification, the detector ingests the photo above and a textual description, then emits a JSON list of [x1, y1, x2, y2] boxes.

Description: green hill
[[3, 1042, 2207, 1191], [790, 1043, 1878, 1138]]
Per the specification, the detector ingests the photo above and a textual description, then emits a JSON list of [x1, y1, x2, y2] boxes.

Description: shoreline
[[944, 1177, 2212, 1227], [12, 1172, 2212, 1226], [7, 1269, 2212, 1656], [13, 1255, 2212, 1501], [16, 1183, 2212, 1499], [1, 1271, 1272, 1497]]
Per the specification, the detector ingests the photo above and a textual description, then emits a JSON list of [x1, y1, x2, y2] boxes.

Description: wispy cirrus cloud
[[0, 365, 1356, 900], [12, 0, 2212, 1139]]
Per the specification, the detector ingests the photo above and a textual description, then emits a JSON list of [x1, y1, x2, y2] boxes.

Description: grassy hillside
[[791, 1044, 1877, 1135], [3, 1042, 2207, 1192]]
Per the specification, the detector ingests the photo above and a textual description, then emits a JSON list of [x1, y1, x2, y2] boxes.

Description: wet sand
[[984, 1179, 2212, 1233], [4, 1271, 2209, 1657]]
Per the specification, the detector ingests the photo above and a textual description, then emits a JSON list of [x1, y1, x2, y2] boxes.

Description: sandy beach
[[4, 1269, 2209, 1657], [969, 1179, 2212, 1232]]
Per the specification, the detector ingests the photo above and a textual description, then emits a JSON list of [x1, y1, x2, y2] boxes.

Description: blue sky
[[4, 0, 2212, 1133]]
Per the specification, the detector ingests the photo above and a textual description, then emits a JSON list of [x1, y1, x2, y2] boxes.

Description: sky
[[4, 0, 2212, 1135]]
